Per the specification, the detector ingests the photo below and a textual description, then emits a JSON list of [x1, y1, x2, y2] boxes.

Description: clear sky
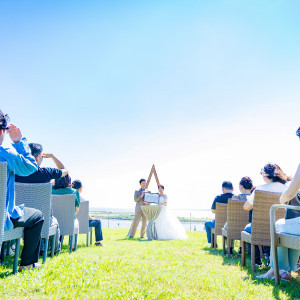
[[0, 0, 299, 209]]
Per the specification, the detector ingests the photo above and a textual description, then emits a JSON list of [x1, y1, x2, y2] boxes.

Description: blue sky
[[1, 1, 299, 209]]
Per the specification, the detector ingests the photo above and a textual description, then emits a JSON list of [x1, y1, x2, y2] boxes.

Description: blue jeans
[[204, 220, 215, 243], [89, 219, 103, 242], [244, 223, 270, 260]]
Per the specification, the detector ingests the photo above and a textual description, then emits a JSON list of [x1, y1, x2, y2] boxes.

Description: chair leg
[[69, 235, 74, 253], [259, 246, 263, 258], [210, 231, 214, 248], [214, 234, 217, 249], [43, 239, 48, 263], [241, 240, 246, 266], [0, 242, 5, 263], [51, 234, 56, 258], [222, 236, 226, 255], [61, 235, 64, 248], [13, 239, 20, 274], [273, 244, 280, 285], [6, 241, 10, 257], [251, 243, 256, 272], [227, 238, 231, 258], [86, 233, 89, 247], [74, 234, 78, 251], [90, 230, 93, 245]]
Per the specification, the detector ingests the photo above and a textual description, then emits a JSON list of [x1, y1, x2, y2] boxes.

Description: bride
[[154, 185, 188, 240]]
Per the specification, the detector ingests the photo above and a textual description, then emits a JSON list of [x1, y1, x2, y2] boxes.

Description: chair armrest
[[270, 204, 300, 237]]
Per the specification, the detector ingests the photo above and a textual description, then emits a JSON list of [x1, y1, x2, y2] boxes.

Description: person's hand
[[7, 124, 22, 143], [141, 191, 145, 197], [42, 153, 54, 159]]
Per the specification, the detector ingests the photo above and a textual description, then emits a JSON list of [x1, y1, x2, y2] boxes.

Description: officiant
[[128, 178, 149, 239]]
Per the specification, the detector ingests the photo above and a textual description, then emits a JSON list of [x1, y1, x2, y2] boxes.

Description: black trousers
[[11, 207, 44, 266]]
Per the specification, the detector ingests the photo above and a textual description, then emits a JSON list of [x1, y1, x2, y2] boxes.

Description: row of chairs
[[0, 162, 93, 274], [211, 190, 300, 284]]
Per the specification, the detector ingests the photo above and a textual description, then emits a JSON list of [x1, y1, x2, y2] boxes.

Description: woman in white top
[[154, 185, 188, 240], [243, 163, 291, 211], [243, 163, 292, 265]]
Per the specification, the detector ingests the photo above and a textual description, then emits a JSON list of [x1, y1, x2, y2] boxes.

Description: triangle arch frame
[[146, 164, 160, 189]]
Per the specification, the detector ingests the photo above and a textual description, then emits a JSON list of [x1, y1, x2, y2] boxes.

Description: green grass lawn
[[0, 229, 299, 299]]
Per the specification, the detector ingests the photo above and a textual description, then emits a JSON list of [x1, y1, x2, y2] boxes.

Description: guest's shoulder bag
[[285, 193, 300, 219]]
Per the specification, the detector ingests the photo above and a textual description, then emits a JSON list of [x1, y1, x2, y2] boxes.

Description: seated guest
[[223, 177, 254, 254], [15, 143, 69, 254], [243, 163, 291, 266], [0, 110, 44, 270], [204, 181, 234, 245], [15, 143, 68, 183], [72, 180, 104, 246], [259, 128, 300, 281], [52, 175, 80, 215], [233, 176, 254, 201], [224, 176, 254, 230]]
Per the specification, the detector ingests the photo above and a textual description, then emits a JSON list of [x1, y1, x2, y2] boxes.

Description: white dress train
[[154, 206, 188, 240]]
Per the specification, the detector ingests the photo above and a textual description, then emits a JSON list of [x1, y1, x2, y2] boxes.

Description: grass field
[[0, 229, 299, 299]]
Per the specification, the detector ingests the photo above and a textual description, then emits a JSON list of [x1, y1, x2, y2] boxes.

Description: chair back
[[214, 203, 228, 235], [227, 200, 249, 240], [51, 194, 76, 236], [76, 201, 90, 234], [15, 182, 52, 239], [251, 191, 285, 246], [0, 162, 8, 245]]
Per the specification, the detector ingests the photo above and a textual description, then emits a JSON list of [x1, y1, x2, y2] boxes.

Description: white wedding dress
[[154, 196, 188, 240]]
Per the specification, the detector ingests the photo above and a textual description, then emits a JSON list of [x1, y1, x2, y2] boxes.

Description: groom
[[129, 178, 148, 238]]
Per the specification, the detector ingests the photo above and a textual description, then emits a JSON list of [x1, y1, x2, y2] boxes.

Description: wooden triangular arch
[[146, 164, 160, 189]]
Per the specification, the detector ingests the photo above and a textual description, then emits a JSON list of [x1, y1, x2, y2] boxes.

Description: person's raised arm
[[43, 153, 69, 177], [280, 164, 300, 204], [2, 125, 37, 176], [43, 153, 65, 169]]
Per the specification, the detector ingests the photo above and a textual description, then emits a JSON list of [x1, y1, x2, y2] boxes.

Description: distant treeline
[[90, 212, 212, 222]]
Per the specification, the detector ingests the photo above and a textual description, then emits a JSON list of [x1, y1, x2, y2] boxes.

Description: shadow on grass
[[117, 237, 152, 242], [203, 243, 300, 300], [0, 240, 90, 278]]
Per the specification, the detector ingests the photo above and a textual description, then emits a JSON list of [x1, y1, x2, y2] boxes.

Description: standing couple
[[128, 178, 188, 240]]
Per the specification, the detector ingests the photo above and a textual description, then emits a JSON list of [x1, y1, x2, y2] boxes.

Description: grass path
[[0, 229, 299, 299]]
